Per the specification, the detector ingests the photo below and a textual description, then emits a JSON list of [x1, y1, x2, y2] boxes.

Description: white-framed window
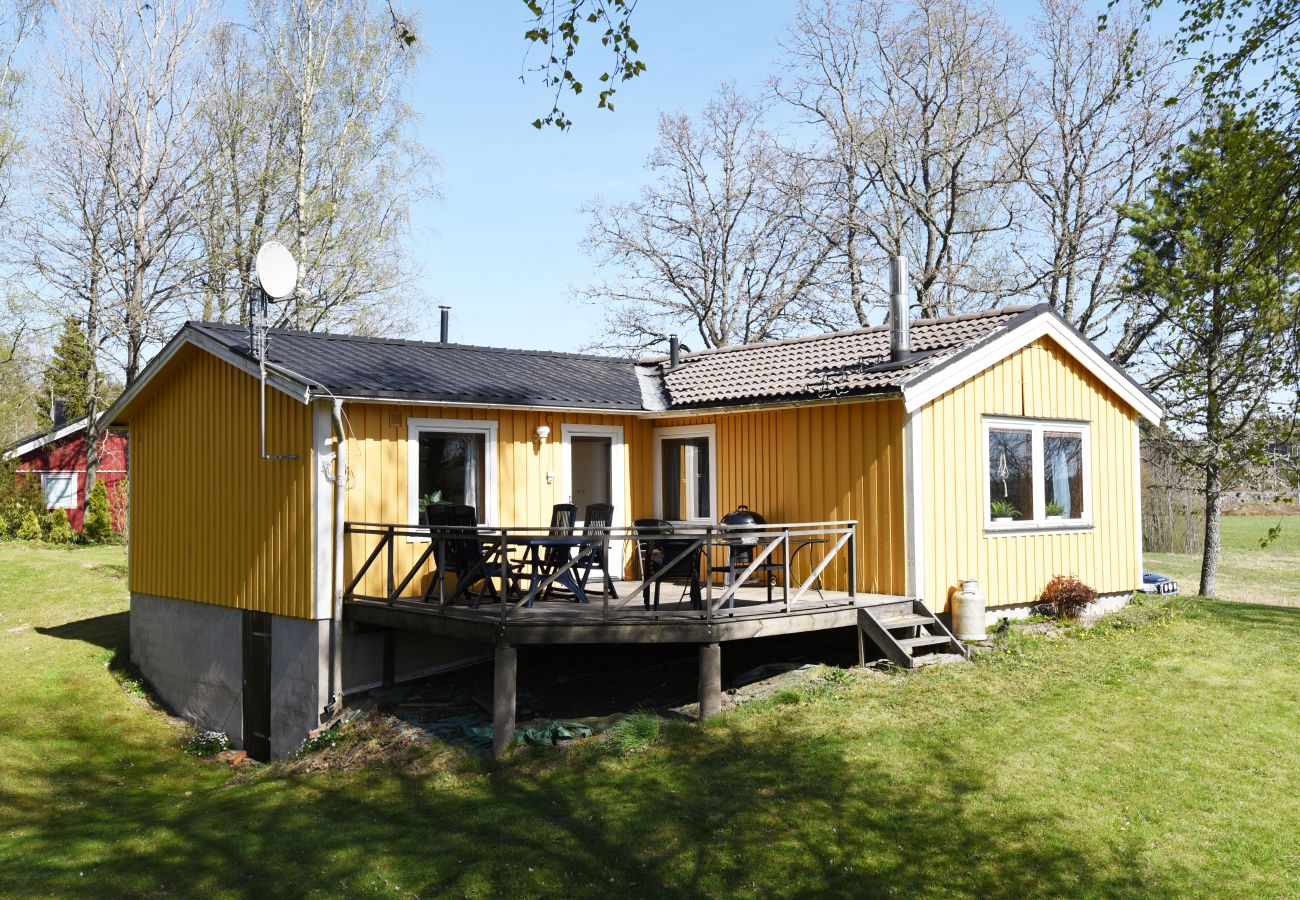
[[406, 418, 499, 538], [984, 416, 1090, 533], [653, 424, 717, 524], [42, 473, 78, 510]]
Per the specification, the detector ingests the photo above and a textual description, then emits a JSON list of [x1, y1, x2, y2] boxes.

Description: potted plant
[[989, 499, 1019, 523], [1044, 501, 1064, 521], [417, 490, 449, 526]]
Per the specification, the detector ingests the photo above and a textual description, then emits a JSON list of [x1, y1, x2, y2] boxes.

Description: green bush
[[0, 470, 44, 538], [45, 509, 74, 544], [15, 510, 43, 541], [83, 480, 113, 543]]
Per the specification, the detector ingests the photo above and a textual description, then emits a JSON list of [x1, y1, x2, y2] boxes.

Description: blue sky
[[408, 1, 1182, 353]]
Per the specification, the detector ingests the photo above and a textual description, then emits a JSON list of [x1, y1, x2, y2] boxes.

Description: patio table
[[509, 536, 591, 606]]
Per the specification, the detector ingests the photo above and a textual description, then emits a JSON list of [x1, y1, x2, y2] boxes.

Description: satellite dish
[[255, 241, 297, 300]]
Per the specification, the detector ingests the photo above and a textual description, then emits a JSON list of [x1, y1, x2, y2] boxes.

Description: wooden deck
[[344, 584, 913, 645]]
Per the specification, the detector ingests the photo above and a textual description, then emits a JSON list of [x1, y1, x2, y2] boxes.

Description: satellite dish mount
[[250, 241, 300, 461]]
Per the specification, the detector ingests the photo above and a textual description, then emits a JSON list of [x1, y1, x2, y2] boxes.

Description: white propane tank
[[952, 578, 987, 641]]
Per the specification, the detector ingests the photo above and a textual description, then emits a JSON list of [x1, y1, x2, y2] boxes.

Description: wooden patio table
[[507, 535, 591, 606]]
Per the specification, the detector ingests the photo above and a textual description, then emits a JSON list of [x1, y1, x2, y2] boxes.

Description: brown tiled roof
[[649, 305, 1038, 408]]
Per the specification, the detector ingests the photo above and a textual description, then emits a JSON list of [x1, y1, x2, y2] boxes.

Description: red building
[[5, 419, 129, 532]]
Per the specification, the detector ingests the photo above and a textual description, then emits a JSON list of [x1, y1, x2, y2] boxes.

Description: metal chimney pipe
[[889, 256, 911, 363], [439, 305, 450, 344], [669, 334, 680, 370], [52, 398, 67, 429]]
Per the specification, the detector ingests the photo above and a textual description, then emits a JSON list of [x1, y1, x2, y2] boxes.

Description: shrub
[[1040, 575, 1097, 620], [15, 510, 42, 541], [45, 509, 74, 544], [83, 479, 113, 543], [0, 471, 44, 537]]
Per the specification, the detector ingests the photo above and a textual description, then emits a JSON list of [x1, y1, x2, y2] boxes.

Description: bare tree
[[581, 87, 832, 353], [247, 0, 434, 334], [52, 0, 214, 384], [1023, 0, 1193, 357], [0, 0, 46, 218], [778, 0, 1032, 322]]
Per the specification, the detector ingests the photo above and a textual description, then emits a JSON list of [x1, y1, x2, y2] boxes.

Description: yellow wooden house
[[102, 299, 1160, 758]]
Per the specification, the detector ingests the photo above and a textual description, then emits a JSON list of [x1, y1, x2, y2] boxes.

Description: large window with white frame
[[984, 417, 1090, 531], [406, 418, 498, 533], [653, 424, 716, 524]]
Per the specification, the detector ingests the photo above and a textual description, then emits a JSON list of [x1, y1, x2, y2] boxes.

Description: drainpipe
[[328, 398, 347, 713]]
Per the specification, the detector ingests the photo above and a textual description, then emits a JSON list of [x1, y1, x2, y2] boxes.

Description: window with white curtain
[[407, 418, 498, 533], [984, 417, 1090, 531], [42, 473, 77, 510], [654, 425, 716, 523]]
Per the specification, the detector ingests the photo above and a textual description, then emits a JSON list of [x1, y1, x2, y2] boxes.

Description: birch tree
[[245, 0, 433, 334], [581, 87, 832, 352]]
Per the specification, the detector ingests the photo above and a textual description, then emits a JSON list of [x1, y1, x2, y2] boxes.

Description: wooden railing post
[[499, 529, 510, 625], [438, 535, 447, 607], [847, 526, 857, 600], [783, 530, 792, 613], [385, 526, 395, 605], [705, 527, 713, 623]]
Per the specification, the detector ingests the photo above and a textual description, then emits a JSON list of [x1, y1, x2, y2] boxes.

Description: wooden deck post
[[493, 642, 517, 757], [699, 641, 722, 721]]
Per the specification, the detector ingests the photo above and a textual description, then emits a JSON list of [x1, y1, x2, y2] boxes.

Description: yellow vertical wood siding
[[341, 399, 906, 599], [342, 404, 652, 599], [127, 345, 315, 617], [920, 337, 1141, 611]]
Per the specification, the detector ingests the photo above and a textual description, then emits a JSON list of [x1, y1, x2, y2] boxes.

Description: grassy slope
[[1147, 514, 1300, 607], [1, 539, 1298, 897]]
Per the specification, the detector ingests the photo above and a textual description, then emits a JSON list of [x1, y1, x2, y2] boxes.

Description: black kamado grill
[[719, 504, 782, 596]]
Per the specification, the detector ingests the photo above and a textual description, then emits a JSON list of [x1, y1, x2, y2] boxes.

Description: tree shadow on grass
[[35, 611, 128, 652], [0, 711, 1182, 898]]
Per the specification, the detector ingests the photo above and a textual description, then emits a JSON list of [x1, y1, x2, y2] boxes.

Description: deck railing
[[342, 520, 859, 625]]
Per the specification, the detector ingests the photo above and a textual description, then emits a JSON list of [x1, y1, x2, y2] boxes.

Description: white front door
[[561, 424, 625, 527]]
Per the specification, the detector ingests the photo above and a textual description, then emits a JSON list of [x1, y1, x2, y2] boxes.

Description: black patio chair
[[444, 504, 517, 608], [536, 504, 577, 599], [575, 502, 618, 599], [633, 518, 703, 611]]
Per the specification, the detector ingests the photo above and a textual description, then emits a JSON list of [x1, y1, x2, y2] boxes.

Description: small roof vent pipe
[[669, 334, 680, 371], [439, 305, 450, 344], [889, 256, 911, 363]]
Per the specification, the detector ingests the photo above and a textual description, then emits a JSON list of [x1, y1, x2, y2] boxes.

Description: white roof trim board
[[99, 328, 311, 428], [5, 417, 91, 459], [900, 310, 1163, 425]]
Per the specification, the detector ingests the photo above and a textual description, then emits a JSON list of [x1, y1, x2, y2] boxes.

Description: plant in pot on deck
[[990, 499, 1019, 524]]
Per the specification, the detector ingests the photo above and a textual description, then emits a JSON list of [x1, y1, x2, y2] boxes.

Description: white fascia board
[[97, 328, 311, 428], [5, 417, 91, 459], [311, 400, 336, 620], [901, 311, 1163, 425]]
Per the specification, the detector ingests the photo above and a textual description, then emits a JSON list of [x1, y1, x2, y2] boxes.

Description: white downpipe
[[329, 398, 346, 712]]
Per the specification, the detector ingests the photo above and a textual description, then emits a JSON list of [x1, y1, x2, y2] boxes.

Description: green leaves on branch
[[521, 0, 645, 130]]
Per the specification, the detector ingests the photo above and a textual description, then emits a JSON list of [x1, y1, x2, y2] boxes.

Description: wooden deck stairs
[[858, 600, 971, 669]]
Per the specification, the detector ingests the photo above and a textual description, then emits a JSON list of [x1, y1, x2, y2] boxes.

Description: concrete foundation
[[130, 593, 245, 745], [131, 592, 494, 760]]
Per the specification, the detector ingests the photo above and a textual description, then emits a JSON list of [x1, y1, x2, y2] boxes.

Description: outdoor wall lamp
[[534, 424, 551, 446]]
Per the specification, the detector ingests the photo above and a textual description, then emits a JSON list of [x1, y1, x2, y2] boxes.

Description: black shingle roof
[[189, 322, 646, 410]]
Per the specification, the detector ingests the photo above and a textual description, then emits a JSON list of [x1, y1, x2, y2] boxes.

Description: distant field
[[1147, 515, 1300, 607]]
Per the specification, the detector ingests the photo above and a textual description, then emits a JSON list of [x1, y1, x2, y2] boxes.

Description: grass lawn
[[2, 539, 1300, 897], [1147, 514, 1300, 607]]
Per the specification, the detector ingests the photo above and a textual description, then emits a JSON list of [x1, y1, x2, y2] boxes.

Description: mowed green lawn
[[1147, 514, 1300, 607], [2, 536, 1300, 898]]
